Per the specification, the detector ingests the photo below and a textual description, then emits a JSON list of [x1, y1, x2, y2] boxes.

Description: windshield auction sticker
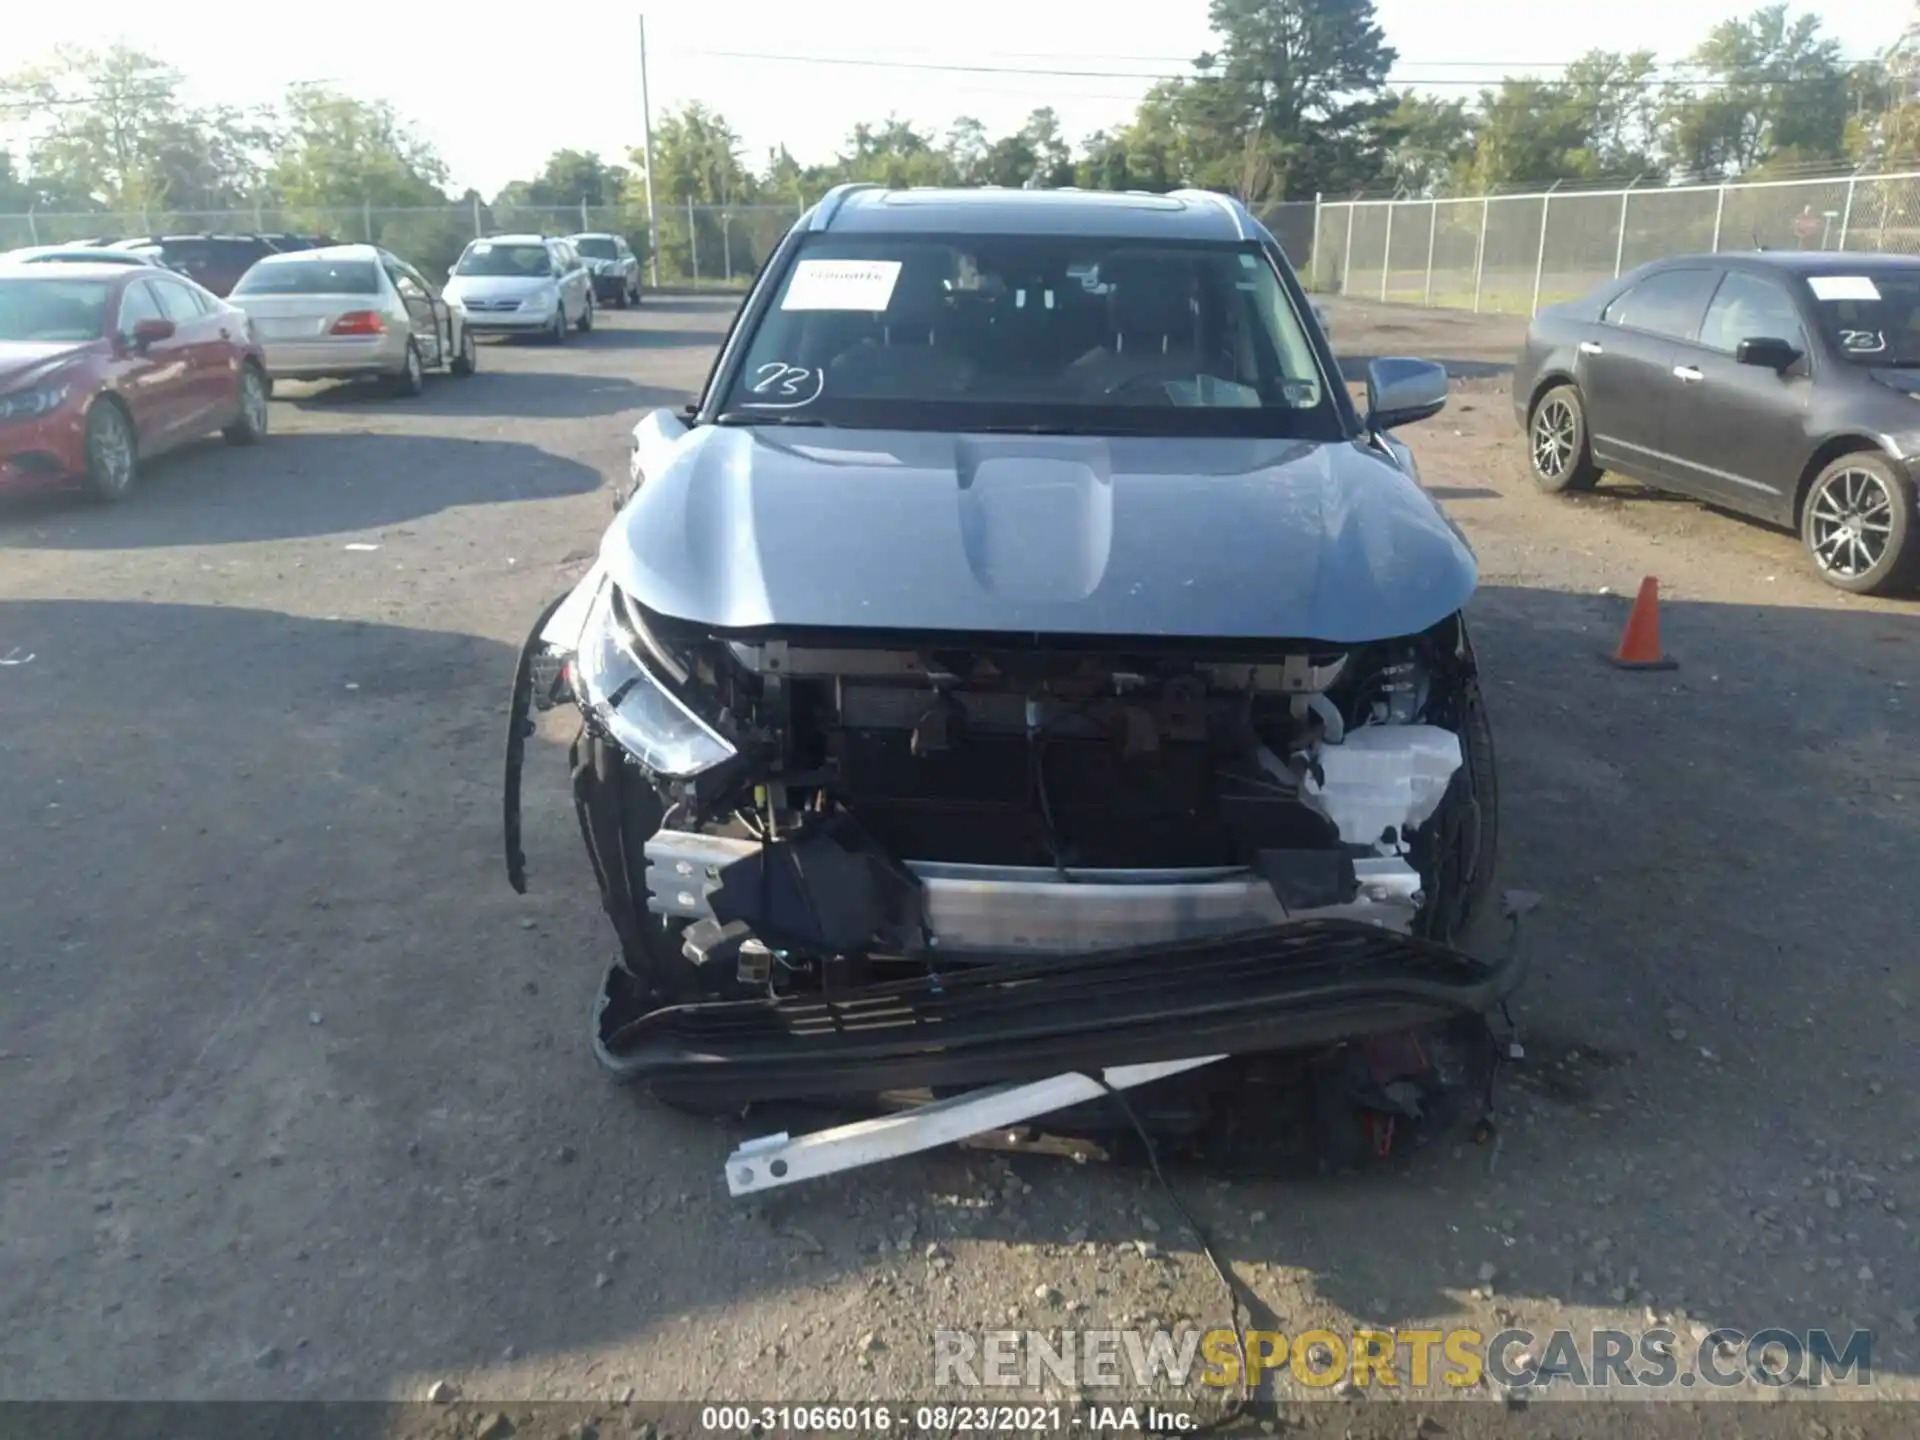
[[1808, 275, 1881, 302], [781, 259, 903, 311]]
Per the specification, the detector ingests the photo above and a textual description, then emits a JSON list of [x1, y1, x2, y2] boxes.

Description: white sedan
[[227, 243, 476, 397]]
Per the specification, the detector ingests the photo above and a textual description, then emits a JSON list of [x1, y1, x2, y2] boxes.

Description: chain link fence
[[1308, 170, 1920, 316], [13, 175, 1918, 310], [0, 200, 815, 288]]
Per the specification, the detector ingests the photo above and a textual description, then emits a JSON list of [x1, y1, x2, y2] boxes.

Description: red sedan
[[0, 262, 270, 500]]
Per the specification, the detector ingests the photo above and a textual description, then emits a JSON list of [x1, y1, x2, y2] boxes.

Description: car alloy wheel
[[83, 401, 136, 501], [393, 342, 425, 397], [224, 363, 269, 444], [244, 367, 268, 429], [1532, 397, 1577, 482], [1806, 465, 1895, 580]]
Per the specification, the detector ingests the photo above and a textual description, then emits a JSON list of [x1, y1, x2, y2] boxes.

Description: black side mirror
[[1736, 336, 1802, 373], [1364, 357, 1449, 432]]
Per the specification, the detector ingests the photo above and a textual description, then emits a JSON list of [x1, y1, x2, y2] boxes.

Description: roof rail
[[810, 182, 884, 232], [1168, 188, 1249, 240]]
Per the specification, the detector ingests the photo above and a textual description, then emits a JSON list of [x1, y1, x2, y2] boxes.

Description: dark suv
[[106, 234, 335, 298]]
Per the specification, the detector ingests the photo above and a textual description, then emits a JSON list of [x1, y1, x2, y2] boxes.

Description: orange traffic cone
[[1607, 576, 1677, 670]]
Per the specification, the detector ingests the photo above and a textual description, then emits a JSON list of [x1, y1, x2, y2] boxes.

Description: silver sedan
[[226, 243, 476, 396]]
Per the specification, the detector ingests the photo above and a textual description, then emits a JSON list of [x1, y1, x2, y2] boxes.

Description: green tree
[[493, 148, 634, 237], [943, 118, 993, 187], [760, 144, 813, 207], [0, 151, 38, 211], [988, 108, 1073, 189], [628, 103, 757, 281], [1841, 62, 1897, 166], [638, 103, 752, 204], [495, 149, 629, 209], [269, 84, 448, 210], [1660, 4, 1848, 177], [1453, 52, 1663, 193], [1192, 0, 1399, 199], [1074, 130, 1135, 191], [1457, 80, 1603, 190], [1375, 92, 1474, 194], [1563, 49, 1662, 175], [836, 117, 955, 188], [268, 85, 457, 272], [1116, 81, 1204, 191], [7, 44, 267, 216]]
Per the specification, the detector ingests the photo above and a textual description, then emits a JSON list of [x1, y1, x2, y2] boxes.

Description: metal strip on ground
[[723, 1055, 1225, 1196]]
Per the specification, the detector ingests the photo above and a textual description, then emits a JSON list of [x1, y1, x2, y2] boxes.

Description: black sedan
[[1514, 251, 1920, 595]]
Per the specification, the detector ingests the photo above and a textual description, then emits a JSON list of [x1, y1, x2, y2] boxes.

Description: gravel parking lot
[[3, 295, 1916, 1431]]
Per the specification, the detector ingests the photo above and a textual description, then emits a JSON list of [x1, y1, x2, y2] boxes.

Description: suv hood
[[604, 425, 1476, 644], [1866, 366, 1920, 396]]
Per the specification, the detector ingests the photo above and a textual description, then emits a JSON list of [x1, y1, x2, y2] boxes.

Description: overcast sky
[[5, 0, 1912, 198]]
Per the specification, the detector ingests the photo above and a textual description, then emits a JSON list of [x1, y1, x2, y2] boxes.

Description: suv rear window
[[232, 259, 382, 296]]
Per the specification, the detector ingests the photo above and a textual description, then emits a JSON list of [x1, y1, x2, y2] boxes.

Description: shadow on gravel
[[0, 432, 601, 547], [628, 295, 746, 315], [279, 371, 673, 419], [1, 587, 1914, 1403], [550, 322, 728, 351]]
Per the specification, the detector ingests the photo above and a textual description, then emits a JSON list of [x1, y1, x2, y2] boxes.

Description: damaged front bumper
[[505, 565, 1515, 1113], [594, 914, 1524, 1104]]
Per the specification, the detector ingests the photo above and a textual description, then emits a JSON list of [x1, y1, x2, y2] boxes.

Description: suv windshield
[[1806, 268, 1920, 365], [233, 259, 381, 295], [0, 276, 111, 341], [573, 237, 618, 259], [718, 234, 1333, 436], [454, 242, 554, 278]]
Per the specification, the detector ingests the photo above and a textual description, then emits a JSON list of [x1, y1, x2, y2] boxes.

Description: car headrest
[[1101, 258, 1195, 340], [881, 253, 951, 331]]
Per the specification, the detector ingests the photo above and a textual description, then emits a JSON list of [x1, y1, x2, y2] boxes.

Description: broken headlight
[[574, 579, 737, 778]]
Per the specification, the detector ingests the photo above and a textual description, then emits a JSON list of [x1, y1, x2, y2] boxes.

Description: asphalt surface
[[2, 295, 1916, 1433]]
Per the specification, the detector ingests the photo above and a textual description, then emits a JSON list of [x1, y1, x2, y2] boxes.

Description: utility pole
[[639, 13, 661, 289]]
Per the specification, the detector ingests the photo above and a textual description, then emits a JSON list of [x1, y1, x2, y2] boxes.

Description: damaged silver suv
[[506, 185, 1518, 1166]]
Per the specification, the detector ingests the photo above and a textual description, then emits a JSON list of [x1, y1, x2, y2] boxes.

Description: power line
[[0, 87, 182, 113], [0, 76, 341, 116], [679, 47, 1888, 90]]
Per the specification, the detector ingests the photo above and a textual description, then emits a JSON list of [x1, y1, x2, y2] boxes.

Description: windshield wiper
[[714, 411, 830, 427]]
